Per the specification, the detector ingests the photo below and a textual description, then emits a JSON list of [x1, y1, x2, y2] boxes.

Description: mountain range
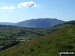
[[0, 18, 65, 28]]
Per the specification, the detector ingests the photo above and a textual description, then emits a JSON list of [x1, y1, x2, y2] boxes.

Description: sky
[[0, 0, 75, 23]]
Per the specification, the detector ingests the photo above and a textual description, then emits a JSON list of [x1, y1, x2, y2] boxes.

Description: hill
[[16, 18, 65, 28], [0, 21, 75, 56], [0, 24, 50, 51], [0, 19, 65, 51]]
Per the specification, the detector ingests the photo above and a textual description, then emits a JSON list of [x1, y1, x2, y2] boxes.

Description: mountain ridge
[[16, 18, 65, 28], [0, 18, 65, 28]]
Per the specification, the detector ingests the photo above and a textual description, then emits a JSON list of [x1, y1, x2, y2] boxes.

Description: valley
[[0, 20, 74, 56]]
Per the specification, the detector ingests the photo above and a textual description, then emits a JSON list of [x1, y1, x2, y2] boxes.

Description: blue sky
[[0, 0, 75, 23]]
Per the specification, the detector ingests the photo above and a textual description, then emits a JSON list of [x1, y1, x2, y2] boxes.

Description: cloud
[[2, 6, 15, 10], [18, 1, 39, 8], [1, 1, 39, 10]]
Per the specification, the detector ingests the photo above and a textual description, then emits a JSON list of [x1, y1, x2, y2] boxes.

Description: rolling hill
[[0, 21, 74, 56], [0, 25, 49, 51]]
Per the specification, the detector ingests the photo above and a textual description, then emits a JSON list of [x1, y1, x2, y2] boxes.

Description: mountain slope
[[0, 25, 49, 51], [0, 21, 75, 56], [16, 18, 65, 28]]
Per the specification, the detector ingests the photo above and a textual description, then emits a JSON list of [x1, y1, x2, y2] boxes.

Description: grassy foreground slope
[[0, 26, 49, 50], [0, 21, 75, 56]]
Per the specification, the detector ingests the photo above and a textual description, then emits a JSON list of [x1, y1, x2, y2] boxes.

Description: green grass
[[0, 25, 75, 56], [0, 26, 50, 50]]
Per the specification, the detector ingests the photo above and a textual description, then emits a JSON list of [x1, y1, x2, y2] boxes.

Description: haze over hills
[[0, 22, 15, 25], [0, 21, 74, 56], [0, 18, 65, 28]]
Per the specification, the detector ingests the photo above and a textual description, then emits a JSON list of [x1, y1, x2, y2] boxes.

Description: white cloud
[[1, 1, 39, 10], [18, 1, 39, 8], [2, 6, 15, 10]]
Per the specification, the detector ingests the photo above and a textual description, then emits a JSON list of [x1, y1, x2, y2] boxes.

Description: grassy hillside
[[47, 20, 75, 31], [0, 22, 75, 56], [0, 20, 69, 51], [0, 26, 49, 51]]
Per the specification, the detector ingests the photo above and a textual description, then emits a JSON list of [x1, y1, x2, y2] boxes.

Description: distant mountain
[[16, 18, 65, 28], [0, 18, 65, 28], [0, 22, 15, 25]]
